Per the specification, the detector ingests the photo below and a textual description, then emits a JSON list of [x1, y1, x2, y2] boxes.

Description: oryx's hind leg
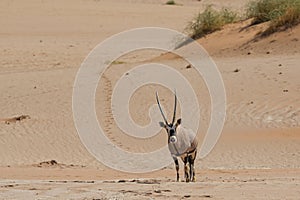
[[188, 150, 197, 182], [173, 157, 180, 182], [182, 155, 190, 182]]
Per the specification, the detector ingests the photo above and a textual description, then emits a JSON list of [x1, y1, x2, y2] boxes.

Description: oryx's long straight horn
[[172, 90, 177, 125], [156, 92, 168, 124]]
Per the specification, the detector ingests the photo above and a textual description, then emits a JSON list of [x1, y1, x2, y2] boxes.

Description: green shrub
[[246, 0, 284, 24], [246, 0, 300, 35], [264, 5, 300, 35], [186, 6, 239, 39], [186, 0, 300, 39], [221, 8, 239, 24]]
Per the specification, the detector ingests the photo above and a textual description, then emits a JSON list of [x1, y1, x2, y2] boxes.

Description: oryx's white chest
[[168, 126, 196, 157]]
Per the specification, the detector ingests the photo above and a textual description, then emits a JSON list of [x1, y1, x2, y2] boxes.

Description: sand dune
[[0, 0, 299, 199]]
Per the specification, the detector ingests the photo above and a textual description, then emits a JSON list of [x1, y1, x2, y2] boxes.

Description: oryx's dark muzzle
[[169, 128, 175, 136]]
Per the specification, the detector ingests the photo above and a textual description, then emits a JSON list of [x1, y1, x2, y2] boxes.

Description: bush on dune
[[186, 0, 300, 39], [246, 0, 300, 35], [186, 5, 238, 39], [246, 0, 286, 24]]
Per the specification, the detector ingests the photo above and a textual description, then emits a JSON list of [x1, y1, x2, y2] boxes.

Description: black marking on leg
[[188, 155, 194, 182], [182, 156, 189, 182], [188, 150, 197, 182], [174, 159, 179, 182]]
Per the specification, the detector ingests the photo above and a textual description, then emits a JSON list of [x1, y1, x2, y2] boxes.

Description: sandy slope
[[0, 0, 300, 199]]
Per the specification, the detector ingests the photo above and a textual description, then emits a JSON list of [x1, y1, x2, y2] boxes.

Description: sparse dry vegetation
[[186, 5, 239, 39], [246, 0, 300, 35], [187, 0, 300, 39]]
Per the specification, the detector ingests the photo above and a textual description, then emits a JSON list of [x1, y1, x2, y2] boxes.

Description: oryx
[[156, 91, 198, 182]]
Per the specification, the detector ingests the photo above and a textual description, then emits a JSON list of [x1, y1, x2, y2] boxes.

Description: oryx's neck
[[168, 126, 197, 156]]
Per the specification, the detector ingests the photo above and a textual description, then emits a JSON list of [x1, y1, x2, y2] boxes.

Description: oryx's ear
[[176, 118, 181, 126], [159, 121, 166, 128]]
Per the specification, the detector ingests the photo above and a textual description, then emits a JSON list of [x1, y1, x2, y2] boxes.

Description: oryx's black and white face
[[156, 91, 181, 144], [159, 119, 181, 143]]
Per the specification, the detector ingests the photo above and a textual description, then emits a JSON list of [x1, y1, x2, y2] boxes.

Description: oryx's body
[[156, 91, 198, 182]]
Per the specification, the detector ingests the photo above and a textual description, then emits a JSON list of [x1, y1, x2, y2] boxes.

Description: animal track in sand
[[100, 75, 129, 150]]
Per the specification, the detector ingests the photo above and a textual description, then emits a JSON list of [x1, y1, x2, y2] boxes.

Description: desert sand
[[0, 0, 300, 199]]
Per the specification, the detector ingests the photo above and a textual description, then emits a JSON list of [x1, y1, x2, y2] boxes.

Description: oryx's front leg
[[173, 157, 180, 182], [182, 155, 190, 182], [188, 150, 197, 182]]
